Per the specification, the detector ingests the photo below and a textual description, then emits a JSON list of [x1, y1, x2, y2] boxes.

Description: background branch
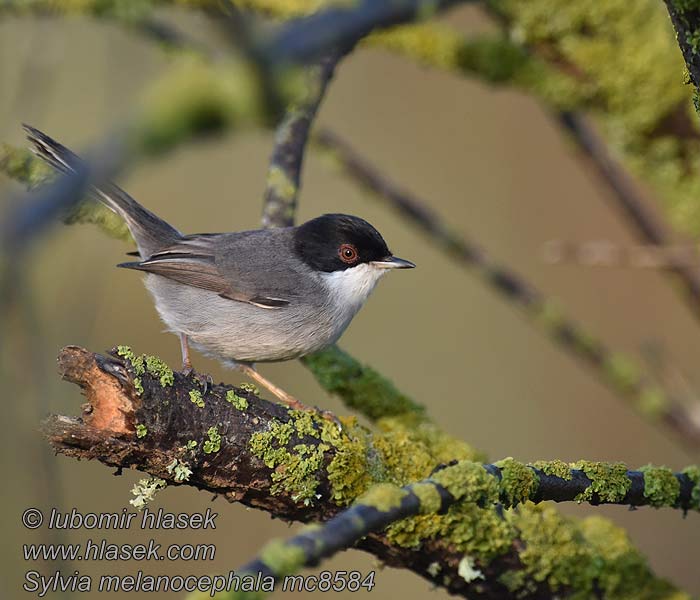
[[261, 51, 342, 229], [313, 128, 700, 451], [556, 111, 700, 317]]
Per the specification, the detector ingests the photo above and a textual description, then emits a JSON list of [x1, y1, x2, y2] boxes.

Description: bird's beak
[[371, 255, 416, 269]]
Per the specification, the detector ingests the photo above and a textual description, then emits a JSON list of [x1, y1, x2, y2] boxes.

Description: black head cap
[[293, 214, 392, 272]]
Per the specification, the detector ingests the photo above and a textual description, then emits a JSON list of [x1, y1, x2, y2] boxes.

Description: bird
[[24, 125, 415, 413]]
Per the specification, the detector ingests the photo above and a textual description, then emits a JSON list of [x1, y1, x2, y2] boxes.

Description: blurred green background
[[2, 6, 700, 598]]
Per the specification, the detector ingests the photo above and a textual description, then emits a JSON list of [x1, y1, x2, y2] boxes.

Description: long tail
[[23, 124, 181, 257]]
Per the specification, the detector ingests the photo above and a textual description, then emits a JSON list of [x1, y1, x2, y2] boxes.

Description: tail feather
[[23, 124, 181, 257]]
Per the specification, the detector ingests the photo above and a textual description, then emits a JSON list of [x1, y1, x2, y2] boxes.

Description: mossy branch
[[302, 345, 427, 422], [48, 345, 691, 599], [195, 458, 700, 600]]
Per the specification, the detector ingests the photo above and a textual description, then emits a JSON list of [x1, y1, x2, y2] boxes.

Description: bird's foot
[[313, 407, 344, 430], [181, 364, 213, 394]]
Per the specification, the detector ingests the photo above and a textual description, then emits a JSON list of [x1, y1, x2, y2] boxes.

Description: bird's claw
[[181, 366, 213, 394], [315, 407, 344, 432]]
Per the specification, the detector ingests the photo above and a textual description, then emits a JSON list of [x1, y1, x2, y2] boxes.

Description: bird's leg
[[179, 333, 193, 374], [236, 364, 308, 411], [236, 364, 342, 428], [179, 333, 211, 393]]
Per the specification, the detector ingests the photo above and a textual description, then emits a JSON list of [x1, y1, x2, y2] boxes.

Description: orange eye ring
[[339, 243, 359, 264]]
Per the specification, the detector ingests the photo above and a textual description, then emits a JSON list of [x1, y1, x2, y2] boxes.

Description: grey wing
[[117, 234, 291, 309]]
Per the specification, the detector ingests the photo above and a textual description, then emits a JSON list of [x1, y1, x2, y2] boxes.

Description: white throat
[[320, 263, 387, 315]]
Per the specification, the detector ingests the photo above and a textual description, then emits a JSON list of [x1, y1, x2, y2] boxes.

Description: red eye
[[339, 244, 359, 264]]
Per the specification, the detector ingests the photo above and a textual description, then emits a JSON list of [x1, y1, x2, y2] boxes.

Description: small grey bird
[[25, 125, 414, 412]]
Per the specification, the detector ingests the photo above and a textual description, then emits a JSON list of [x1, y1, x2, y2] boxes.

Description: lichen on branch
[[45, 346, 694, 599]]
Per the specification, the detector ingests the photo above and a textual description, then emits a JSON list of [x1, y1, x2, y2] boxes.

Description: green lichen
[[247, 410, 388, 507], [135, 54, 268, 156], [249, 415, 331, 505], [639, 464, 680, 508], [603, 354, 642, 394], [258, 539, 306, 577], [129, 477, 166, 511], [385, 461, 510, 560], [506, 502, 682, 598], [571, 461, 632, 503], [325, 425, 375, 506], [239, 382, 260, 396], [116, 345, 143, 372], [117, 346, 145, 394], [203, 426, 222, 454], [116, 346, 174, 393], [495, 458, 539, 507], [636, 387, 668, 418], [132, 377, 144, 395], [64, 200, 132, 242], [243, 410, 689, 595], [372, 415, 483, 487], [578, 515, 685, 599], [266, 165, 297, 202], [144, 355, 174, 387], [189, 389, 205, 408], [185, 440, 198, 451], [410, 482, 443, 515], [0, 144, 54, 189], [373, 25, 536, 84], [386, 494, 512, 561], [363, 419, 487, 551], [357, 483, 408, 512], [135, 424, 148, 439], [530, 460, 573, 480], [226, 389, 249, 410], [302, 346, 426, 421], [166, 458, 193, 482], [681, 465, 700, 510]]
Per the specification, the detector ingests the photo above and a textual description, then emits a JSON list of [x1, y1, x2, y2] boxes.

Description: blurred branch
[[0, 144, 132, 242], [542, 239, 700, 270], [262, 0, 475, 64], [0, 134, 124, 253], [0, 53, 276, 244], [313, 128, 700, 452], [556, 111, 700, 318], [261, 51, 341, 228], [48, 346, 693, 599], [479, 2, 700, 239]]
